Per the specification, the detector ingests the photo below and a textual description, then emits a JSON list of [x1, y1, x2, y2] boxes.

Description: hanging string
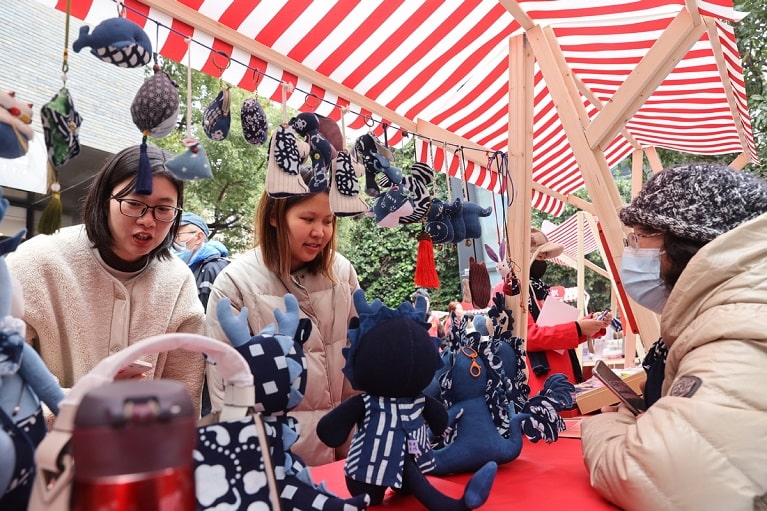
[[61, 0, 72, 81], [340, 106, 349, 149], [280, 82, 292, 124], [427, 140, 438, 198], [488, 152, 504, 247], [185, 37, 193, 139], [457, 147, 477, 253]]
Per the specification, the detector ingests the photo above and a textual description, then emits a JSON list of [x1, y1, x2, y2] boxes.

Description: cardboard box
[[574, 368, 646, 414]]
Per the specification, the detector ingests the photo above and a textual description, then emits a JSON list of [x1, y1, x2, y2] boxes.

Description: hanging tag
[[407, 439, 421, 456]]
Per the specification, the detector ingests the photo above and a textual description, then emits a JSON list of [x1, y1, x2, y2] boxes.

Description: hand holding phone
[[596, 308, 611, 320], [592, 360, 646, 415], [116, 359, 153, 380]]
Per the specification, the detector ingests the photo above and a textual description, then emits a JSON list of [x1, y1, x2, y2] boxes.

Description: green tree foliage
[[735, 0, 767, 175]]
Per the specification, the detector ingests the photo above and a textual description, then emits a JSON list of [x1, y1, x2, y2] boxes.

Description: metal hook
[[212, 50, 231, 73], [304, 92, 321, 110]]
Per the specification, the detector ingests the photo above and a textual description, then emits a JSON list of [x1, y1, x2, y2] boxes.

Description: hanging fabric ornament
[[414, 231, 440, 289], [468, 256, 491, 309], [289, 112, 332, 193], [166, 39, 212, 181], [41, 4, 82, 169], [40, 87, 83, 168], [202, 88, 231, 141], [36, 0, 79, 233], [329, 150, 368, 217], [72, 16, 152, 68], [130, 55, 180, 195], [241, 97, 268, 146]]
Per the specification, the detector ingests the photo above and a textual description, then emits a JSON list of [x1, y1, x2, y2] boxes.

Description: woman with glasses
[[7, 144, 206, 415], [205, 188, 360, 467], [581, 163, 767, 510]]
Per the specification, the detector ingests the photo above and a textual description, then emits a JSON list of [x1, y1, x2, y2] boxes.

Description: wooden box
[[574, 368, 646, 414]]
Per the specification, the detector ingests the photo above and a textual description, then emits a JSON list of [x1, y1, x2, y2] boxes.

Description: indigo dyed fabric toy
[[290, 112, 332, 193], [0, 189, 65, 509], [130, 64, 179, 194], [202, 89, 232, 141], [430, 293, 575, 475], [265, 123, 311, 197], [72, 17, 152, 68], [317, 290, 497, 511], [353, 133, 395, 198], [40, 87, 83, 167], [210, 294, 369, 511]]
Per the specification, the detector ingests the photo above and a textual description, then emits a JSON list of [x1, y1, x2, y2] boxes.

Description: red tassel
[[414, 232, 440, 288]]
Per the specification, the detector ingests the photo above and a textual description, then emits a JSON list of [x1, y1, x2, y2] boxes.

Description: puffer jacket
[[205, 247, 359, 466], [581, 212, 767, 511]]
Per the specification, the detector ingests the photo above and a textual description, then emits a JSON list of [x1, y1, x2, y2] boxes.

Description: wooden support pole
[[507, 33, 535, 339]]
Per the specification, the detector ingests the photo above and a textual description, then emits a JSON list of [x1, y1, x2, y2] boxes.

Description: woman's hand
[[577, 317, 611, 337]]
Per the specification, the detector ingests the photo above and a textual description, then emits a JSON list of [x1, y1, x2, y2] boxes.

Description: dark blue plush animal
[[73, 17, 152, 68], [429, 293, 575, 475], [424, 198, 456, 244], [209, 294, 369, 511], [318, 290, 497, 510], [290, 112, 332, 193], [461, 201, 492, 240]]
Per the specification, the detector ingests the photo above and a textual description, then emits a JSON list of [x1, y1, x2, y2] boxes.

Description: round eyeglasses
[[112, 197, 181, 223], [623, 231, 663, 250]]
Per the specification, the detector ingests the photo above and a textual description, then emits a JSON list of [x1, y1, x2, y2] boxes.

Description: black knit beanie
[[619, 163, 767, 243]]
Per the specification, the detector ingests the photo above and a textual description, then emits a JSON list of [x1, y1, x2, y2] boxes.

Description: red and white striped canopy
[[41, 0, 756, 215], [542, 215, 600, 266]]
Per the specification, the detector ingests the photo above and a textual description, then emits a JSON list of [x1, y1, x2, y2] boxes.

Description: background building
[[0, 0, 144, 236]]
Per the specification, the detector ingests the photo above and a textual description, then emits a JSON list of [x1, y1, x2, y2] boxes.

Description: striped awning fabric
[[542, 215, 600, 267], [39, 0, 756, 215]]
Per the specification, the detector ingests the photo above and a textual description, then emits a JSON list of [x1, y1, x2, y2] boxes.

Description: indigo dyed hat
[[180, 212, 209, 238], [619, 163, 767, 243]]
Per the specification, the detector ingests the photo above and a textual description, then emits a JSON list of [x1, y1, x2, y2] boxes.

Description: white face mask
[[619, 248, 670, 314]]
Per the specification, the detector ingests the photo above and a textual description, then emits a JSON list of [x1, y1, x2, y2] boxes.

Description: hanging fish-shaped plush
[[73, 17, 152, 68]]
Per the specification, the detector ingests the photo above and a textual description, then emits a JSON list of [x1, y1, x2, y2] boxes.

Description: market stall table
[[310, 434, 618, 510]]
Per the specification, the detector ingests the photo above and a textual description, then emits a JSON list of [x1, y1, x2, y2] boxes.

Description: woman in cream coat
[[581, 163, 767, 511]]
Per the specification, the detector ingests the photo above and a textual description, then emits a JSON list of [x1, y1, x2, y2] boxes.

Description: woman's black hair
[[660, 233, 707, 288], [82, 145, 183, 261]]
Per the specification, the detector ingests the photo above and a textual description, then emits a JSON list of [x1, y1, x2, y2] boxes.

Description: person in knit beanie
[[581, 162, 767, 511]]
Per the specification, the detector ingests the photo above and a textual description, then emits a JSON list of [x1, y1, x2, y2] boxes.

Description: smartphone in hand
[[116, 359, 153, 379], [593, 360, 646, 415]]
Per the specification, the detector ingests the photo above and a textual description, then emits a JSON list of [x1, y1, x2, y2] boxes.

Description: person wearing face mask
[[173, 212, 230, 311], [517, 228, 611, 396], [581, 163, 767, 511], [205, 189, 360, 466], [6, 145, 206, 415], [174, 212, 230, 418]]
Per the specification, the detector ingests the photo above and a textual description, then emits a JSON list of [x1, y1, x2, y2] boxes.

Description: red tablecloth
[[310, 436, 618, 510]]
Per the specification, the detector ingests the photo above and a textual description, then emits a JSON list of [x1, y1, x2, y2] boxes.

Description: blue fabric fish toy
[[73, 17, 152, 68]]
